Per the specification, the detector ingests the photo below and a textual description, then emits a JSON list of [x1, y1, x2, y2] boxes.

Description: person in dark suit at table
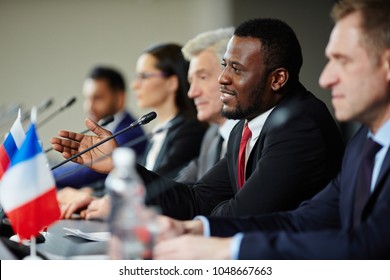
[[53, 66, 147, 201], [153, 0, 390, 260], [51, 17, 344, 221]]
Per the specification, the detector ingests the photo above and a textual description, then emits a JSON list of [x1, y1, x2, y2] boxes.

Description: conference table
[[36, 219, 110, 259]]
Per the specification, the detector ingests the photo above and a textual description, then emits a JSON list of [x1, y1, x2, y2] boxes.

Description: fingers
[[155, 216, 184, 242], [85, 118, 113, 138], [79, 209, 87, 219], [153, 236, 233, 260], [50, 137, 81, 157], [58, 130, 85, 142], [153, 236, 190, 260], [57, 187, 79, 205], [59, 194, 94, 219], [84, 197, 110, 221], [60, 203, 80, 219]]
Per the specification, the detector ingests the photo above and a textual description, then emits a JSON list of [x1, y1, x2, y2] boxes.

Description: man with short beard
[[52, 18, 344, 221]]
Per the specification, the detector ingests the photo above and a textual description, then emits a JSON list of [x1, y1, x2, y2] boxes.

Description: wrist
[[183, 220, 203, 235]]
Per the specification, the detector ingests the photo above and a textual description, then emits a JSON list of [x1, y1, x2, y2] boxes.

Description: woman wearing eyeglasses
[[132, 43, 207, 179]]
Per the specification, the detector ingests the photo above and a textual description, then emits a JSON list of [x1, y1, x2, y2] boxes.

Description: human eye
[[232, 63, 240, 72], [200, 73, 208, 80], [139, 73, 149, 80], [334, 54, 350, 66]]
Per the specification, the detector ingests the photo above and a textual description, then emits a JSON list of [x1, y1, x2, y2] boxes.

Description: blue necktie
[[353, 137, 382, 229]]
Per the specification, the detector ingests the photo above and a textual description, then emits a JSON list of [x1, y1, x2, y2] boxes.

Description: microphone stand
[[37, 97, 76, 129], [21, 98, 54, 123]]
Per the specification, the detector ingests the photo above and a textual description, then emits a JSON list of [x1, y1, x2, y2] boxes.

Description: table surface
[[37, 219, 109, 259]]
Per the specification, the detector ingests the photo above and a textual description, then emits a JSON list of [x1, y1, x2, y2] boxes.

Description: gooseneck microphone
[[37, 97, 77, 128], [44, 115, 115, 153], [51, 111, 156, 170]]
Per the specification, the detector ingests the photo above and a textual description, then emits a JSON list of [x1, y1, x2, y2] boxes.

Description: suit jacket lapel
[[373, 149, 390, 190], [340, 127, 368, 230], [199, 125, 220, 176], [153, 114, 184, 171], [343, 127, 390, 229], [364, 149, 390, 219]]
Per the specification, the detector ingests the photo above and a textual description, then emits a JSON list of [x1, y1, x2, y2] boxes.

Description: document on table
[[63, 227, 111, 242]]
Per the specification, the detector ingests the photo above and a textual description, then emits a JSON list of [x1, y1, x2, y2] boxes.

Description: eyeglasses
[[134, 72, 167, 81]]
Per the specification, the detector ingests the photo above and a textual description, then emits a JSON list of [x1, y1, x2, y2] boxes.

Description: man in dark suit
[[153, 0, 390, 259], [51, 18, 344, 221], [53, 66, 147, 200]]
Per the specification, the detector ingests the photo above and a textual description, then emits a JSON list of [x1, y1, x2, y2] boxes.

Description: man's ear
[[116, 91, 125, 109], [167, 75, 179, 93], [270, 68, 289, 91]]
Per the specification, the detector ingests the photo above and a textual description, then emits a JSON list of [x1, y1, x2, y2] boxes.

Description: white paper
[[63, 227, 110, 242]]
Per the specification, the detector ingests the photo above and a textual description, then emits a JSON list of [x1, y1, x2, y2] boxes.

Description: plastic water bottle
[[106, 147, 156, 259]]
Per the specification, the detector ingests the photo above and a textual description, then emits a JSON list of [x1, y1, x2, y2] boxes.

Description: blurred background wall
[[0, 0, 338, 163]]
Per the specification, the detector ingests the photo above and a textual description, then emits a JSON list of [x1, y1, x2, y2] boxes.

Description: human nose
[[218, 67, 230, 85], [131, 78, 140, 90], [83, 99, 92, 113], [187, 82, 201, 99], [319, 61, 337, 90]]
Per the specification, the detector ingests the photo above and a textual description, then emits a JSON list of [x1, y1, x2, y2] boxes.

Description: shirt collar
[[219, 119, 239, 141], [369, 118, 390, 149], [246, 107, 275, 140], [103, 110, 126, 132]]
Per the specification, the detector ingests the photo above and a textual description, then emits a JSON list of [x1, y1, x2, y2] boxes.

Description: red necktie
[[237, 123, 251, 189]]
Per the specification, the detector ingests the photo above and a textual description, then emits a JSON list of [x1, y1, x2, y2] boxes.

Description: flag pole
[[23, 236, 42, 260]]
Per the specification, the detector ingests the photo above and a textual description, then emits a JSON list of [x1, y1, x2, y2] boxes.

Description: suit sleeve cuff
[[231, 233, 244, 260]]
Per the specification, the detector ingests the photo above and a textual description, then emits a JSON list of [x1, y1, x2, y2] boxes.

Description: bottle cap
[[112, 147, 135, 167]]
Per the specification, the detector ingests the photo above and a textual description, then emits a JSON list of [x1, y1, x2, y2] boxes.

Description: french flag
[[0, 108, 60, 240], [0, 110, 25, 179]]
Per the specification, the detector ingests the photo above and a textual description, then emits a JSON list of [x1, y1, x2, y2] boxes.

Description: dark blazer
[[174, 124, 222, 184], [208, 126, 390, 259], [140, 113, 206, 179], [138, 83, 345, 220], [54, 111, 147, 188]]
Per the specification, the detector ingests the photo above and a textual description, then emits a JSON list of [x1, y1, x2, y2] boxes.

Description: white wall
[[0, 0, 233, 162], [1, 0, 341, 163]]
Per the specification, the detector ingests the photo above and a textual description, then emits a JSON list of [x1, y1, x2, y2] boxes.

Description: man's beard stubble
[[222, 76, 267, 120]]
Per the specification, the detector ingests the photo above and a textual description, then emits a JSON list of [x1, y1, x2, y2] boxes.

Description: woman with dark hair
[[132, 43, 206, 179]]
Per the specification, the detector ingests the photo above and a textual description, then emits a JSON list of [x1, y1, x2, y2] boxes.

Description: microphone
[[44, 115, 115, 153], [36, 97, 76, 128], [51, 111, 156, 170], [38, 98, 54, 113], [21, 98, 54, 123], [136, 111, 157, 126]]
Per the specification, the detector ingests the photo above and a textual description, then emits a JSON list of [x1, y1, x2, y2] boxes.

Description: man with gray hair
[[175, 27, 238, 184]]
